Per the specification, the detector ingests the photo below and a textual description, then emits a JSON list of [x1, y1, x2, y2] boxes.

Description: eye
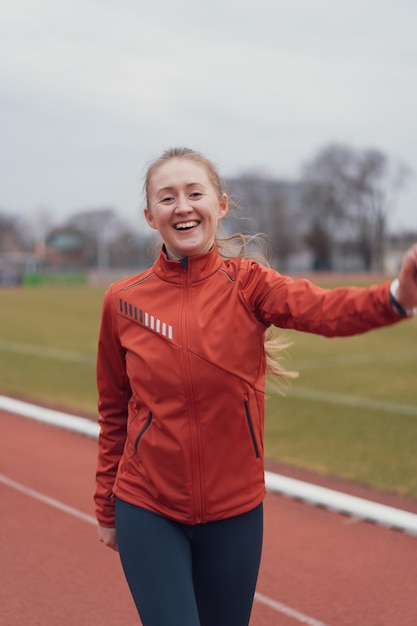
[[189, 191, 203, 199], [160, 195, 175, 204]]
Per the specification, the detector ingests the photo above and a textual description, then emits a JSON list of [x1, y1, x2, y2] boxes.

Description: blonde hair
[[144, 147, 298, 388]]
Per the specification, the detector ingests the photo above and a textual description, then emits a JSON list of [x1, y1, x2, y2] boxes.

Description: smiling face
[[144, 158, 229, 260]]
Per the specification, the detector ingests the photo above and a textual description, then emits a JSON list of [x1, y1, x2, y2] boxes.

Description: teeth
[[174, 221, 199, 230]]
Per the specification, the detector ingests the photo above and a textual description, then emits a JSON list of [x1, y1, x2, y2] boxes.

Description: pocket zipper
[[244, 400, 259, 458], [134, 412, 153, 452]]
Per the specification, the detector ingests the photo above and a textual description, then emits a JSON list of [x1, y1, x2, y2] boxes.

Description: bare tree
[[301, 145, 355, 270], [65, 207, 151, 269], [0, 212, 33, 253], [301, 144, 410, 271], [0, 212, 36, 283], [346, 148, 410, 270], [226, 175, 301, 270]]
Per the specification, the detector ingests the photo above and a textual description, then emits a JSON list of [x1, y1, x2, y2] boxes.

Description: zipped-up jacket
[[95, 246, 402, 527]]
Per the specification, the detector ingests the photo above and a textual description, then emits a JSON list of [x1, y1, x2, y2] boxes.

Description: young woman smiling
[[95, 147, 417, 626]]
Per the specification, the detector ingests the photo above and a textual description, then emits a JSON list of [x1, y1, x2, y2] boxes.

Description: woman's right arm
[[94, 287, 132, 530]]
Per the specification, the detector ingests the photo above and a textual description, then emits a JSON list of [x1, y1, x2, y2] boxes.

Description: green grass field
[[1, 281, 417, 498]]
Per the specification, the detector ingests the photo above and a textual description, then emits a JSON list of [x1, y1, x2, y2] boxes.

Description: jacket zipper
[[134, 412, 153, 452], [180, 266, 205, 524], [244, 399, 260, 458]]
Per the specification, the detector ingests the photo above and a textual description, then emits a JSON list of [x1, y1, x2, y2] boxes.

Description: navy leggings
[[115, 499, 263, 626]]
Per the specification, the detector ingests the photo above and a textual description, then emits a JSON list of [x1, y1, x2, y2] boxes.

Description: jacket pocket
[[134, 412, 153, 453], [243, 399, 260, 458]]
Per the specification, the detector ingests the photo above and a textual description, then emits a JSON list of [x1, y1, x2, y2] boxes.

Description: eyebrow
[[156, 182, 207, 194]]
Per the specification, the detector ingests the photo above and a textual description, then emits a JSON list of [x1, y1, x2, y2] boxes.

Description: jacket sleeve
[[94, 286, 132, 527], [242, 262, 403, 336]]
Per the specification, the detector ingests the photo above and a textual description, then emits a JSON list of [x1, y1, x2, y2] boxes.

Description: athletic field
[[1, 280, 416, 498]]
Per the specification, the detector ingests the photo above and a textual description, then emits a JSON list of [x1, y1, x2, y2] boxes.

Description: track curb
[[2, 394, 417, 536]]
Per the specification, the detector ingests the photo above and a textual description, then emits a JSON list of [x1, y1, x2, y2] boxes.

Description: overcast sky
[[1, 0, 416, 234]]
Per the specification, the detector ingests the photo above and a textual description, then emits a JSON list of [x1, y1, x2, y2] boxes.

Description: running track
[[2, 407, 417, 625]]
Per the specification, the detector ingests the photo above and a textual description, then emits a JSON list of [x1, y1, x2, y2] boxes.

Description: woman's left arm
[[243, 245, 417, 338]]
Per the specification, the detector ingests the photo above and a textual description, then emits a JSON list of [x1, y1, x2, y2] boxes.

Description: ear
[[144, 207, 158, 230], [218, 193, 229, 220]]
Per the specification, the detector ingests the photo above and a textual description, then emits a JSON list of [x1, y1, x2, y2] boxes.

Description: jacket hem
[[112, 485, 266, 525]]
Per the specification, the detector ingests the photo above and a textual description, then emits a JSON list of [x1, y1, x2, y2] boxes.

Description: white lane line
[[0, 340, 95, 364], [294, 350, 417, 370], [286, 387, 417, 417], [255, 593, 330, 626], [0, 473, 330, 626], [0, 474, 96, 525], [2, 394, 417, 535]]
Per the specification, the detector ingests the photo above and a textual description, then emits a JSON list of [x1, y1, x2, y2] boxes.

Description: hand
[[98, 524, 119, 552], [396, 244, 417, 311]]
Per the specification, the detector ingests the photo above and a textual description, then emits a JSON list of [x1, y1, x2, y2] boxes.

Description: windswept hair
[[215, 228, 298, 391], [144, 147, 298, 389]]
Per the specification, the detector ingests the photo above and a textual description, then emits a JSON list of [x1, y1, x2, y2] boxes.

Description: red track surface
[[2, 408, 417, 626]]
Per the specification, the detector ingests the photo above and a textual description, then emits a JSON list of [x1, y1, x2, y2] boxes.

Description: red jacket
[[95, 246, 401, 526]]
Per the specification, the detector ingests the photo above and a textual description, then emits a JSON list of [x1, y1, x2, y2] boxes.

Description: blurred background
[[1, 0, 416, 285], [1, 0, 417, 501]]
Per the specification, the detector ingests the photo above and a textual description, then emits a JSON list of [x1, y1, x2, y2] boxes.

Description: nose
[[175, 193, 193, 214]]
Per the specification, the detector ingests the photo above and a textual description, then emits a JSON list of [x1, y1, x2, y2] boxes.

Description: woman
[[95, 147, 417, 626]]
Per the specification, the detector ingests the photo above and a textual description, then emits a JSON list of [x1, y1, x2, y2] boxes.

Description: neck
[[164, 243, 215, 261]]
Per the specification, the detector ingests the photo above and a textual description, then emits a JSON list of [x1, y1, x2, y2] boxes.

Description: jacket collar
[[153, 245, 224, 283]]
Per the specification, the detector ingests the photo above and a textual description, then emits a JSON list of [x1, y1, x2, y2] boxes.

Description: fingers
[[101, 537, 118, 552], [396, 244, 417, 311], [98, 525, 119, 552], [402, 245, 417, 279], [106, 540, 119, 552]]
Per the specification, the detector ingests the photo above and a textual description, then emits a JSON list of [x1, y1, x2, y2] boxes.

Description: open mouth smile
[[174, 221, 200, 230]]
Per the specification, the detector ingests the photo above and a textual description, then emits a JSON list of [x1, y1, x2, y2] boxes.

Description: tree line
[[226, 143, 411, 271], [0, 143, 413, 275]]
